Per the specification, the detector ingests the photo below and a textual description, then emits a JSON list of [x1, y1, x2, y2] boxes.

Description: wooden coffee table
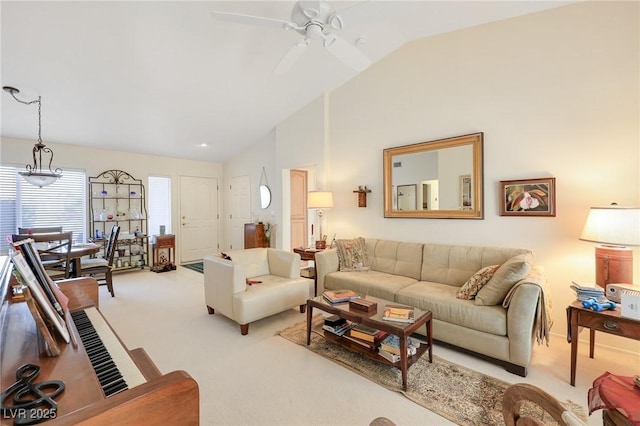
[[306, 295, 432, 390]]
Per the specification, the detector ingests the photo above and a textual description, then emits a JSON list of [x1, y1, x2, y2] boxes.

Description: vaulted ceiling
[[1, 1, 572, 162]]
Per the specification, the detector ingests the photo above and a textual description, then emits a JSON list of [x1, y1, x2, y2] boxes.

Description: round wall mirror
[[260, 184, 271, 209]]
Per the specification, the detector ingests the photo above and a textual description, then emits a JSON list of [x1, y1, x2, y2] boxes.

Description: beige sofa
[[204, 248, 313, 335], [315, 239, 551, 376]]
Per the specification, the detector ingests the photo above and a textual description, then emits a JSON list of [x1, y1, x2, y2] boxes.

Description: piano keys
[[71, 308, 146, 396], [0, 256, 199, 425]]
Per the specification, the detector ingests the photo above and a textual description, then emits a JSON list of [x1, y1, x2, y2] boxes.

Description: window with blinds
[[0, 166, 86, 254], [148, 176, 171, 236]]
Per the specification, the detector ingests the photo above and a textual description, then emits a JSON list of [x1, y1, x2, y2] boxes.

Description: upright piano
[[0, 256, 199, 425]]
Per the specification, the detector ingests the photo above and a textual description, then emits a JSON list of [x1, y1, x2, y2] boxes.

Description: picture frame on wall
[[500, 177, 556, 217]]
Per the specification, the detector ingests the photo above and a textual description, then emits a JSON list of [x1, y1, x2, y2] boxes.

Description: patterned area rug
[[182, 262, 203, 273], [277, 316, 587, 426]]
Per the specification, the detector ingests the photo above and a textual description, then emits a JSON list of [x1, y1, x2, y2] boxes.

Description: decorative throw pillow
[[456, 265, 500, 300], [336, 237, 371, 272], [475, 254, 531, 306]]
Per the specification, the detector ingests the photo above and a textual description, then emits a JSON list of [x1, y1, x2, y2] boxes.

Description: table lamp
[[307, 190, 333, 249], [579, 204, 640, 287]]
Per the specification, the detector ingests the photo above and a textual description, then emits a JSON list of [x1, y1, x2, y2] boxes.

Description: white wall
[[274, 95, 327, 249], [222, 96, 326, 250], [223, 130, 277, 250], [247, 2, 638, 352], [1, 136, 222, 260]]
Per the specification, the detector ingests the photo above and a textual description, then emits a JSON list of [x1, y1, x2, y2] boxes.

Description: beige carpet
[[278, 316, 587, 426]]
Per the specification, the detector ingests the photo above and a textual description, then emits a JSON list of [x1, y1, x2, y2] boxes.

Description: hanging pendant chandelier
[[3, 86, 62, 187]]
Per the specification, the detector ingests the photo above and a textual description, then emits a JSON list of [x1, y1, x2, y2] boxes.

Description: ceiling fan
[[210, 0, 372, 75]]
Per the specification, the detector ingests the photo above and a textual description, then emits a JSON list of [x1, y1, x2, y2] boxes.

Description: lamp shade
[[579, 206, 640, 247], [307, 191, 334, 209]]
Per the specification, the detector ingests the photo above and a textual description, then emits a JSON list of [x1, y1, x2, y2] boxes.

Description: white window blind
[[0, 165, 86, 254], [148, 176, 171, 236]]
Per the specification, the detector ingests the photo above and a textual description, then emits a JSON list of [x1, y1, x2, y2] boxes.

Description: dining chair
[[80, 225, 120, 297], [18, 226, 63, 235], [11, 231, 73, 280]]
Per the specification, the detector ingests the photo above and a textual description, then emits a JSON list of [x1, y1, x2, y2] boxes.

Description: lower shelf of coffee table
[[321, 329, 429, 369]]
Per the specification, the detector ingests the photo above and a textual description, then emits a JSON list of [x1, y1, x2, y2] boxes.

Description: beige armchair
[[204, 248, 312, 335]]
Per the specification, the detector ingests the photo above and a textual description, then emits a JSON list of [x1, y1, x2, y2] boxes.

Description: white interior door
[[179, 176, 218, 263], [230, 175, 251, 250], [397, 184, 417, 210]]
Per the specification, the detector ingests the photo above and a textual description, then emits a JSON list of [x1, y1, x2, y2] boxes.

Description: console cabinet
[[89, 170, 149, 271], [244, 223, 267, 249]]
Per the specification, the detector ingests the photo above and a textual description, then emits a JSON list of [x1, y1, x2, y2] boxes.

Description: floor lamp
[[307, 190, 333, 249], [579, 204, 640, 287]]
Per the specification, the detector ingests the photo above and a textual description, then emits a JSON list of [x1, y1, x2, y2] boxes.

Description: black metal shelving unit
[[88, 170, 149, 272]]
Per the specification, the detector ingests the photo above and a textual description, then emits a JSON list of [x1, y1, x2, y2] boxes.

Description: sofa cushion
[[456, 265, 500, 300], [474, 253, 532, 306], [324, 270, 417, 301], [370, 240, 423, 280], [396, 282, 507, 336], [336, 237, 371, 271], [421, 244, 531, 286]]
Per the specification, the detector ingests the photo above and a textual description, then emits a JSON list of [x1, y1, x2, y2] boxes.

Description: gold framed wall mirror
[[383, 132, 484, 219]]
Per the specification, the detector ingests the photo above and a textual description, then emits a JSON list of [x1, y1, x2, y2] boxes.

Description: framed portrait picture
[[500, 177, 556, 217]]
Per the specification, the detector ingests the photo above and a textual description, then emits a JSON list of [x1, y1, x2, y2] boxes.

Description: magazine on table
[[382, 304, 415, 323]]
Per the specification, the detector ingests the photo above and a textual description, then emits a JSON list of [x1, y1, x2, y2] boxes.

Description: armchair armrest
[[203, 256, 247, 319], [314, 249, 339, 295], [267, 249, 301, 278]]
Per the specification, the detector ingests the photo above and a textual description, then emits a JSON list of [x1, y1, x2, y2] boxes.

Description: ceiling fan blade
[[323, 34, 371, 72], [210, 11, 296, 30], [274, 39, 310, 75]]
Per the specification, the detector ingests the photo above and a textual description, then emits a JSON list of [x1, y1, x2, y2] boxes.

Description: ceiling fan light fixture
[[305, 23, 325, 40], [3, 85, 63, 187]]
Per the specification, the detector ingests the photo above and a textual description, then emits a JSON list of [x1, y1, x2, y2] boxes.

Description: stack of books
[[382, 304, 415, 323], [378, 334, 419, 362], [348, 324, 388, 343], [322, 289, 361, 304], [342, 326, 387, 350], [322, 315, 354, 336], [570, 282, 607, 302]]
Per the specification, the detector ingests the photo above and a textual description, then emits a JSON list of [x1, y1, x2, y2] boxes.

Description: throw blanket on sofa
[[502, 269, 553, 346]]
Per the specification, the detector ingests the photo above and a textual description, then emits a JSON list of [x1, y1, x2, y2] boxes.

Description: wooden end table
[[293, 247, 323, 296], [151, 234, 176, 272], [306, 295, 432, 391], [567, 300, 640, 386]]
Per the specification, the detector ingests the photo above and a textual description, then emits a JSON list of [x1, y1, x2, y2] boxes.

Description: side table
[[566, 300, 640, 386], [293, 247, 323, 296], [151, 234, 176, 272]]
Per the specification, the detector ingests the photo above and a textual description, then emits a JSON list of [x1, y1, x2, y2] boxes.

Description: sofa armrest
[[267, 249, 301, 279], [505, 265, 546, 367], [315, 249, 339, 295], [203, 255, 247, 318]]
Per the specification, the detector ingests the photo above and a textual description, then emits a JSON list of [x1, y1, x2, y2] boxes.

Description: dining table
[[53, 242, 102, 278]]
